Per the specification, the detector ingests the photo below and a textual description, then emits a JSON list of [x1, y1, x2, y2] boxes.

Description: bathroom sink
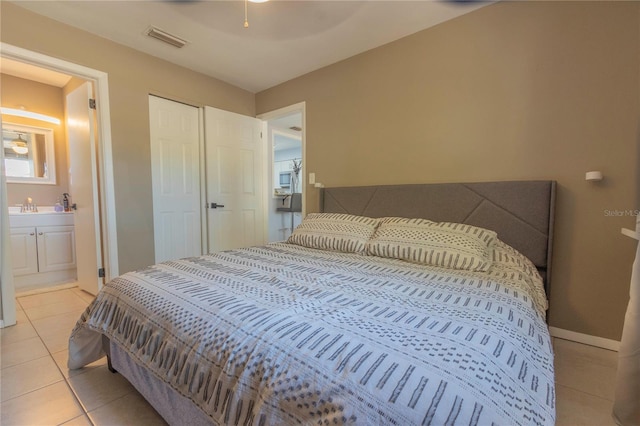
[[8, 206, 74, 227]]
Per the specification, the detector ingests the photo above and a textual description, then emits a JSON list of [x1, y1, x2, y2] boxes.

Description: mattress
[[68, 241, 554, 425]]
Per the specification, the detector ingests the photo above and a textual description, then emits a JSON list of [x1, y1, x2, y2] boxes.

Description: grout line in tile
[[1, 352, 51, 371], [12, 289, 96, 425], [49, 340, 97, 424], [0, 376, 66, 404], [85, 390, 138, 420], [59, 376, 97, 426]]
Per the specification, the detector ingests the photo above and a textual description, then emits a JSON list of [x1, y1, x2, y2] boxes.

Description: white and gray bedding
[[69, 240, 555, 425]]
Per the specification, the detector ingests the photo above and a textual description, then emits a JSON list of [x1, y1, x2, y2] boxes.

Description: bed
[[69, 180, 556, 425]]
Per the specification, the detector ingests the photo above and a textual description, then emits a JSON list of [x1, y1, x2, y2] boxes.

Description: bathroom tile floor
[[0, 287, 621, 425]]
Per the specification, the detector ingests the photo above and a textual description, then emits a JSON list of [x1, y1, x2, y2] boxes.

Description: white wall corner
[[549, 326, 620, 352]]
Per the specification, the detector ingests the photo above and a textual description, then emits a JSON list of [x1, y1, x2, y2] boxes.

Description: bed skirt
[[108, 338, 213, 425]]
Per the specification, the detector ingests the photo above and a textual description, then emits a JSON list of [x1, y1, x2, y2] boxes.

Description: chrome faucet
[[20, 197, 38, 213]]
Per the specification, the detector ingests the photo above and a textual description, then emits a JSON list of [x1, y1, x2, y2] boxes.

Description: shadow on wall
[[547, 183, 575, 325], [636, 122, 640, 212]]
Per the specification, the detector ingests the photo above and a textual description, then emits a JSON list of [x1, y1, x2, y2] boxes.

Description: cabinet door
[[10, 227, 39, 276], [36, 225, 77, 272]]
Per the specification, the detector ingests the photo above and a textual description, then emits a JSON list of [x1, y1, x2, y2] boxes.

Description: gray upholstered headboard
[[320, 180, 556, 296]]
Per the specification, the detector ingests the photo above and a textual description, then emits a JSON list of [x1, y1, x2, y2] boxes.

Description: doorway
[[0, 43, 117, 327], [258, 103, 306, 243]]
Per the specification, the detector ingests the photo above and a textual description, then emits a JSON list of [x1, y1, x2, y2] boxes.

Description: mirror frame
[[3, 122, 56, 185]]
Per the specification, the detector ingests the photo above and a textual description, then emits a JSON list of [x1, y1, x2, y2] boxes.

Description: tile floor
[[1, 287, 165, 425], [0, 287, 621, 425]]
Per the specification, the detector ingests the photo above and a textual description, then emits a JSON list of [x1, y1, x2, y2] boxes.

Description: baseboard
[[549, 326, 620, 351], [15, 271, 77, 293], [15, 281, 78, 298]]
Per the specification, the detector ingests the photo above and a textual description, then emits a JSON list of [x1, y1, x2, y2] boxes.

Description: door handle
[[210, 203, 225, 209]]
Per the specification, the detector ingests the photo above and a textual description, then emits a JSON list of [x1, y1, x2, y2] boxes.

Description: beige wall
[[1, 2, 255, 274], [256, 1, 640, 340], [2, 74, 69, 206]]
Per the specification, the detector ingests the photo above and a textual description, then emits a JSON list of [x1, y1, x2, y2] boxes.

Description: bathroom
[[3, 60, 90, 295]]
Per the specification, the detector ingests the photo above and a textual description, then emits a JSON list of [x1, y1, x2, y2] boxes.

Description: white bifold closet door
[[149, 96, 202, 263], [150, 98, 265, 262]]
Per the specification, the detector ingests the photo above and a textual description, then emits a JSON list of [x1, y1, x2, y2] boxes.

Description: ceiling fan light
[[11, 134, 29, 155], [12, 145, 28, 155]]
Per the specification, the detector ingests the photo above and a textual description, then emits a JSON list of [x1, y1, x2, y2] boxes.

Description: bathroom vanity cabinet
[[9, 210, 77, 291]]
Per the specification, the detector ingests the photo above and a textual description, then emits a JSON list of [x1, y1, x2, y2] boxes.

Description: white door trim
[[198, 107, 208, 255], [0, 44, 118, 281]]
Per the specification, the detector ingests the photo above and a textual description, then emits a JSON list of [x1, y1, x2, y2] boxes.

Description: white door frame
[[257, 102, 307, 237], [0, 43, 118, 324]]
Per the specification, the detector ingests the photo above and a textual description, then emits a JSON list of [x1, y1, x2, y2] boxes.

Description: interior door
[[67, 82, 103, 295], [149, 96, 202, 263], [205, 106, 265, 252]]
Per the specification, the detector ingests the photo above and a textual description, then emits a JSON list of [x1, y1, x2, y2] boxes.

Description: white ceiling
[[8, 0, 488, 93]]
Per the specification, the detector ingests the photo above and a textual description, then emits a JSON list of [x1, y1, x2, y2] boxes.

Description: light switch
[[308, 173, 316, 185]]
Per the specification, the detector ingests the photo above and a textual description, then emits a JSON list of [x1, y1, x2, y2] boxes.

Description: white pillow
[[365, 217, 497, 271], [287, 213, 380, 253]]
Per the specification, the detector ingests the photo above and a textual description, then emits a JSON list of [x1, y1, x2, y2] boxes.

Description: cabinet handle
[[29, 232, 35, 236], [38, 232, 43, 236]]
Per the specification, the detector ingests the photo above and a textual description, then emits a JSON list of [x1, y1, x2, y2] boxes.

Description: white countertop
[[8, 206, 74, 227], [8, 205, 73, 215]]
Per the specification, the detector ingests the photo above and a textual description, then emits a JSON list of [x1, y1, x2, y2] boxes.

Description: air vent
[[289, 126, 302, 132], [145, 26, 188, 48]]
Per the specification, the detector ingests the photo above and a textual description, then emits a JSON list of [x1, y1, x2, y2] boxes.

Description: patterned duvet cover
[[68, 241, 555, 425]]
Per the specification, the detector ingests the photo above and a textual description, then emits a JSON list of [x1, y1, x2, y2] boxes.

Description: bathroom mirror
[[2, 122, 56, 185]]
